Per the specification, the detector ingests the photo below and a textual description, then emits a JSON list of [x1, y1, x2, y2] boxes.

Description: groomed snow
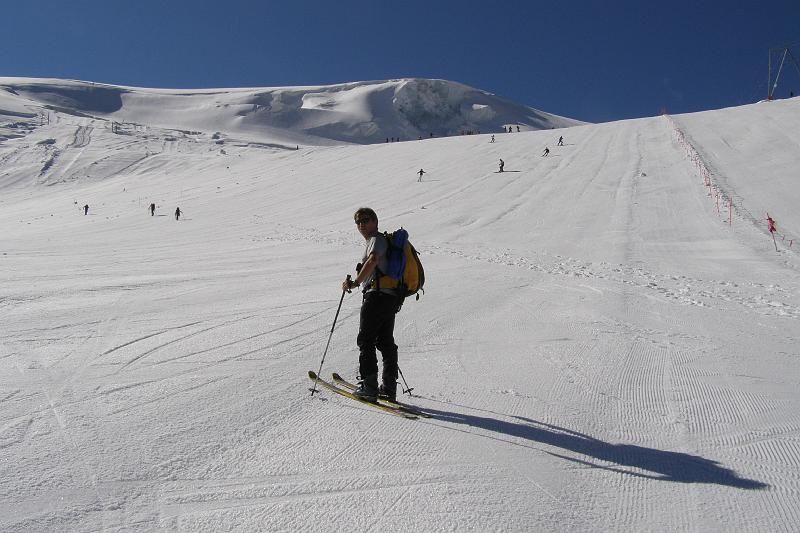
[[1, 79, 799, 531]]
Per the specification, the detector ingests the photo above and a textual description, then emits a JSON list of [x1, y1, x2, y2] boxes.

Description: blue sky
[[2, 0, 799, 123]]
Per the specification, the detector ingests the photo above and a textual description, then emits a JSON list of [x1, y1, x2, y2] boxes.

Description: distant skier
[[175, 207, 182, 221], [499, 159, 505, 173], [149, 203, 156, 216], [417, 168, 426, 182], [767, 214, 778, 251], [557, 136, 564, 146], [542, 147, 550, 157], [83, 204, 89, 215], [490, 135, 495, 143], [516, 125, 520, 132]]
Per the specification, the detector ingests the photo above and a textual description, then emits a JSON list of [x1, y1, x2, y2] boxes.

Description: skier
[[149, 203, 156, 216], [542, 147, 550, 157], [341, 208, 401, 402], [767, 214, 779, 251], [490, 134, 495, 143], [417, 168, 426, 182], [174, 207, 181, 221], [83, 204, 89, 215], [499, 159, 505, 173], [557, 136, 564, 146], [516, 125, 520, 132]]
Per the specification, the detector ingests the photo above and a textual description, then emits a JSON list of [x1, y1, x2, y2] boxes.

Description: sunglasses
[[355, 218, 373, 225]]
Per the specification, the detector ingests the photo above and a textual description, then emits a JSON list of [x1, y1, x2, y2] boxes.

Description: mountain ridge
[[0, 77, 585, 146]]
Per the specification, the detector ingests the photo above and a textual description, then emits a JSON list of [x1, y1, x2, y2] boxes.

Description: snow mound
[[0, 77, 584, 146]]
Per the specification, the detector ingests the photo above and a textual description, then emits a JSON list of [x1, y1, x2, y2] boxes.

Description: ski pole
[[397, 365, 415, 396], [310, 275, 351, 396]]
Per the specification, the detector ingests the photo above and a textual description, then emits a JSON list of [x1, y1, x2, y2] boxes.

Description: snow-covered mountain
[[2, 76, 800, 531], [0, 77, 583, 148]]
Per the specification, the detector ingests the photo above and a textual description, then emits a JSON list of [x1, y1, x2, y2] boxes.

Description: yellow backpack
[[373, 228, 425, 301]]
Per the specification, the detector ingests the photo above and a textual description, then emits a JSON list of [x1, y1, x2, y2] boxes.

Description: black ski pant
[[357, 291, 399, 389]]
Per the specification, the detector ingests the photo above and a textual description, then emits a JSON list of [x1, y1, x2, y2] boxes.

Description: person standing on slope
[[557, 136, 564, 146], [83, 204, 89, 215], [150, 203, 156, 216], [417, 168, 426, 182], [499, 159, 505, 172], [174, 207, 181, 221], [341, 208, 401, 402]]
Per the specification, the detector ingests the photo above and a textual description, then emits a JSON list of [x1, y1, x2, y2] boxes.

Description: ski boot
[[353, 375, 378, 403], [378, 383, 397, 403]]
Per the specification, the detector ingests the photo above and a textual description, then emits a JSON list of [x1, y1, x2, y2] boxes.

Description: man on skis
[[341, 208, 401, 402]]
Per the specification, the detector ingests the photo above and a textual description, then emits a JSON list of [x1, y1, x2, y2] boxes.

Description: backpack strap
[[369, 232, 396, 291]]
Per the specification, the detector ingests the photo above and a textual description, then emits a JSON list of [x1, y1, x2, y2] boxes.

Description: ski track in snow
[[2, 87, 800, 531], [255, 223, 800, 319]]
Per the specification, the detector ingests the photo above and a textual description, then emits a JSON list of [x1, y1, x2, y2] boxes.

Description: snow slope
[[0, 77, 583, 148], [1, 81, 800, 531]]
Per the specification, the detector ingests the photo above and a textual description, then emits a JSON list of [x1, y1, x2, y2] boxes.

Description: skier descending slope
[[341, 208, 401, 403]]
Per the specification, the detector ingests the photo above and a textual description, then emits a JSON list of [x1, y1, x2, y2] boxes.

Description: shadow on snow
[[416, 403, 767, 490]]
